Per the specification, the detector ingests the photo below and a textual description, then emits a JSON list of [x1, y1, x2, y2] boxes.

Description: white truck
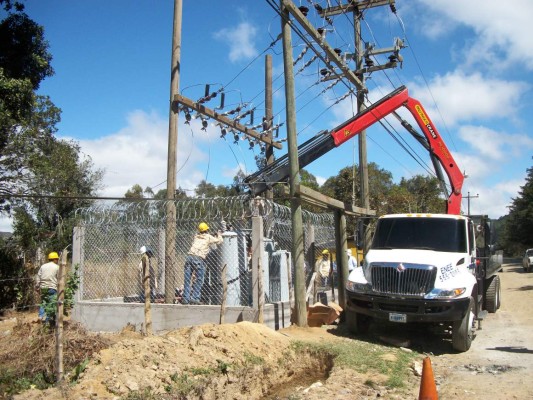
[[345, 213, 502, 352], [243, 85, 502, 351]]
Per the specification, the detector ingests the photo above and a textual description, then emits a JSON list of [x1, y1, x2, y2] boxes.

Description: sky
[[2, 0, 533, 229]]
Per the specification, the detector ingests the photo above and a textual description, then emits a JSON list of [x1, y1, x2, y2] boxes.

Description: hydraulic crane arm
[[244, 85, 464, 214]]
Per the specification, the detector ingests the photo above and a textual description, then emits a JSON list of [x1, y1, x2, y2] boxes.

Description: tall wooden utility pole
[[321, 1, 399, 253], [265, 54, 274, 201], [354, 7, 370, 254], [165, 0, 182, 304], [281, 0, 307, 327]]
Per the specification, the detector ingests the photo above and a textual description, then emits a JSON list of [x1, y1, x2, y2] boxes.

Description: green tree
[[0, 7, 103, 311], [501, 165, 533, 255], [0, 12, 53, 89], [0, 6, 55, 208], [12, 135, 103, 252], [321, 163, 393, 215], [384, 185, 416, 214], [195, 179, 239, 198], [397, 175, 445, 214]]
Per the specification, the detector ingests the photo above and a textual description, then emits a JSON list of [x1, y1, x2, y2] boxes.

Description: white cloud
[[74, 110, 211, 198], [214, 22, 258, 63], [315, 175, 327, 186], [465, 179, 523, 219], [457, 125, 533, 161], [415, 0, 533, 70], [0, 216, 13, 233], [408, 72, 529, 126]]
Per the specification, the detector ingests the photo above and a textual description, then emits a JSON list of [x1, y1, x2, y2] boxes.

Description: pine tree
[[502, 164, 533, 255]]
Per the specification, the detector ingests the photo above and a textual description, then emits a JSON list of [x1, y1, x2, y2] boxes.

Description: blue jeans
[[183, 255, 206, 304], [39, 288, 57, 321]]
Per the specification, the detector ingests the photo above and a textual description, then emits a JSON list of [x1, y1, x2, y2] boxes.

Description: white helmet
[[140, 246, 154, 256]]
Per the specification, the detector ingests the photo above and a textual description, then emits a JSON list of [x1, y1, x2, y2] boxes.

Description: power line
[[393, 11, 458, 152]]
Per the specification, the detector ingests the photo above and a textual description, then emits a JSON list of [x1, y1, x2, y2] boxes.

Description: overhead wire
[[393, 9, 458, 152], [322, 0, 444, 183], [176, 1, 452, 197]]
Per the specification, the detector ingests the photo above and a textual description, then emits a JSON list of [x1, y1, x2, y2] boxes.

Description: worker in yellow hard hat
[[36, 252, 60, 323], [181, 222, 223, 305], [315, 249, 331, 288]]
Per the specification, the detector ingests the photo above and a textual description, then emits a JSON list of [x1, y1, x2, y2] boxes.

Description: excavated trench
[[263, 352, 335, 399], [186, 349, 336, 400]]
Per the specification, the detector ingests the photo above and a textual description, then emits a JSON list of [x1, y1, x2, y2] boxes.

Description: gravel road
[[432, 261, 533, 399]]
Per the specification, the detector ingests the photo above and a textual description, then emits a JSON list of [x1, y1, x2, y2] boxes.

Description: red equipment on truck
[[244, 85, 464, 214]]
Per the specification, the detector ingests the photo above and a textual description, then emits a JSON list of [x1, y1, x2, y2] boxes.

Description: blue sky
[[5, 0, 533, 227]]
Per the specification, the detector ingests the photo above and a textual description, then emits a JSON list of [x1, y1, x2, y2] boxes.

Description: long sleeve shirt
[[37, 261, 59, 290], [188, 232, 223, 259], [315, 258, 331, 278]]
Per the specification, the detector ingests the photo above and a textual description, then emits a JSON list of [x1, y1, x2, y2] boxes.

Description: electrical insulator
[[365, 56, 374, 68], [185, 111, 192, 125], [201, 118, 208, 131], [298, 6, 309, 16], [220, 128, 227, 138], [233, 132, 240, 143], [248, 140, 255, 150]]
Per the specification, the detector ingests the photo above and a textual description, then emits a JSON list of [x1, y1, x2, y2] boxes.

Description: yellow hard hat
[[198, 222, 209, 232], [48, 251, 59, 260], [321, 249, 329, 255]]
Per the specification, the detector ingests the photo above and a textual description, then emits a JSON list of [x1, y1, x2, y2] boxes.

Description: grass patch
[[242, 351, 264, 366], [0, 317, 112, 397], [0, 369, 51, 397], [291, 337, 420, 389]]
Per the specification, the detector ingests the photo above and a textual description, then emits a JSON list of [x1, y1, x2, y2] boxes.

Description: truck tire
[[452, 296, 475, 352], [346, 310, 370, 334], [496, 277, 501, 310], [485, 275, 501, 313]]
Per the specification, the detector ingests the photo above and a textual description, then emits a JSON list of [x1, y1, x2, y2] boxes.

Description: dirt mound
[[3, 312, 421, 400], [12, 321, 331, 399]]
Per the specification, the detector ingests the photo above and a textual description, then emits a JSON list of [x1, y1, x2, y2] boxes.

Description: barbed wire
[[0, 304, 40, 315], [0, 277, 35, 283]]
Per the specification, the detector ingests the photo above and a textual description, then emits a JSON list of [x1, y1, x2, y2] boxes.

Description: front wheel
[[345, 310, 371, 334], [452, 296, 475, 352]]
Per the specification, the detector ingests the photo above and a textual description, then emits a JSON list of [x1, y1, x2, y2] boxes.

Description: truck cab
[[345, 213, 486, 352]]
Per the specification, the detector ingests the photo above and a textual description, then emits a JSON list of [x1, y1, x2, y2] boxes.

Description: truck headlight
[[346, 280, 371, 293], [425, 287, 466, 299]]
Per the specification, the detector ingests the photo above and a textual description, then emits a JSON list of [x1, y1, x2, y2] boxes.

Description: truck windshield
[[371, 217, 467, 253]]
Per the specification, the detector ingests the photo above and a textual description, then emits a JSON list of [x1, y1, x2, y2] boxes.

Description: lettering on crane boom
[[415, 104, 437, 139], [438, 142, 451, 160]]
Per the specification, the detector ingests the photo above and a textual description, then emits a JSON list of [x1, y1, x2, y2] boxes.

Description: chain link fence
[[75, 196, 335, 307]]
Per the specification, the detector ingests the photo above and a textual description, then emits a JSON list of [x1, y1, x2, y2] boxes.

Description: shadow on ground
[[327, 320, 457, 356], [487, 346, 533, 354]]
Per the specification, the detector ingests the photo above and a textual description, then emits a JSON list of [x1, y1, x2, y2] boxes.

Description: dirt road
[[433, 261, 533, 399]]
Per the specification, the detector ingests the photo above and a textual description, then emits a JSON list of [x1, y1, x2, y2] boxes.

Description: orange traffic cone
[[418, 356, 438, 400]]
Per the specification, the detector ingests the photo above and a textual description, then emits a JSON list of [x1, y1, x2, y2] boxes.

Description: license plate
[[389, 313, 407, 323]]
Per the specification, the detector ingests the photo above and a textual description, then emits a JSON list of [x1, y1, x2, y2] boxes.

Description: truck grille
[[370, 263, 437, 297]]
